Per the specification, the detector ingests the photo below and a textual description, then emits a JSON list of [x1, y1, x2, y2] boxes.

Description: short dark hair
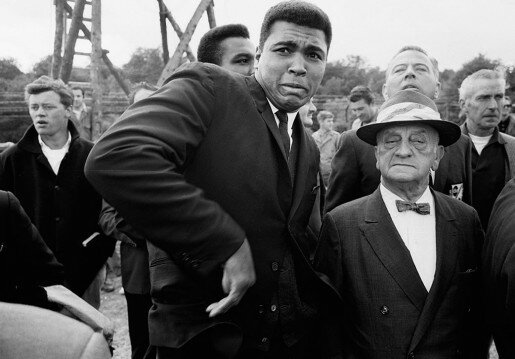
[[24, 75, 73, 107], [128, 82, 159, 105], [197, 24, 251, 65], [349, 85, 373, 105], [259, 1, 332, 50], [71, 86, 85, 96]]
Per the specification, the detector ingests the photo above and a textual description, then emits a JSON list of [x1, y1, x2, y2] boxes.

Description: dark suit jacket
[[325, 130, 473, 212], [315, 188, 487, 359], [482, 179, 515, 358], [85, 63, 339, 352]]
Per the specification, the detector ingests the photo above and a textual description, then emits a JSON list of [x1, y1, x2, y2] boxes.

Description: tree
[[0, 58, 23, 80], [32, 55, 53, 77], [453, 54, 500, 89], [122, 47, 164, 85]]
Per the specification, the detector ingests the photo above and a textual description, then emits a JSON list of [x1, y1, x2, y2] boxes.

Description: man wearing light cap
[[316, 89, 487, 358]]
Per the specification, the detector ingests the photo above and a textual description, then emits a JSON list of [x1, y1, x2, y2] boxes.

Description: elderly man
[[349, 85, 377, 130], [459, 69, 515, 230], [86, 2, 338, 358], [316, 89, 487, 358], [197, 23, 255, 76], [482, 178, 515, 358], [326, 46, 473, 211], [0, 76, 114, 309]]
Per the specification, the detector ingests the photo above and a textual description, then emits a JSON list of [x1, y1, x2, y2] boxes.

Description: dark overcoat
[[0, 123, 114, 296]]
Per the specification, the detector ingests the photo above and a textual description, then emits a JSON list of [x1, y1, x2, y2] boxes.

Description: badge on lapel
[[449, 184, 463, 201]]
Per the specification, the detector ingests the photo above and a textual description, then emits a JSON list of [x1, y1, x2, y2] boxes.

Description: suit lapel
[[246, 76, 289, 163], [361, 189, 428, 312], [408, 190, 458, 352]]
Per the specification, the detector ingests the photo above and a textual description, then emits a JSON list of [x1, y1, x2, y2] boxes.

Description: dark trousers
[[125, 291, 154, 359]]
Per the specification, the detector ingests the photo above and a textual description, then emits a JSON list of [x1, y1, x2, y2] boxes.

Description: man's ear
[[431, 145, 445, 171], [382, 83, 389, 100], [374, 146, 380, 170], [255, 46, 262, 62], [434, 81, 441, 100]]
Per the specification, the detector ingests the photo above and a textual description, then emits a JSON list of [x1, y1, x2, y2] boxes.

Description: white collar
[[38, 132, 72, 151], [267, 99, 298, 129], [380, 182, 434, 208]]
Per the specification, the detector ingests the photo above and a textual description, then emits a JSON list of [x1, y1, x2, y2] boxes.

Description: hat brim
[[356, 119, 461, 147]]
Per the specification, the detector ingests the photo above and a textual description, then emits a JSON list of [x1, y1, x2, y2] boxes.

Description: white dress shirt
[[380, 183, 436, 292], [38, 132, 71, 175], [267, 100, 298, 150]]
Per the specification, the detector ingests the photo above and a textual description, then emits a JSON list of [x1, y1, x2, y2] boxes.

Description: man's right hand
[[206, 238, 256, 317]]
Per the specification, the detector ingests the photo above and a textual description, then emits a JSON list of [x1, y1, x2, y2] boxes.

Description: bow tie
[[395, 200, 430, 215]]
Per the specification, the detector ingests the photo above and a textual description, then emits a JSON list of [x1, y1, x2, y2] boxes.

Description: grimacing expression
[[219, 37, 256, 76], [375, 124, 443, 188], [350, 99, 373, 123], [29, 91, 70, 137], [461, 78, 505, 133], [383, 50, 440, 100], [72, 89, 84, 107], [255, 21, 328, 112]]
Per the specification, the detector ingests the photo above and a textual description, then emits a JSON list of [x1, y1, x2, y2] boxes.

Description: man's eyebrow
[[272, 40, 298, 48]]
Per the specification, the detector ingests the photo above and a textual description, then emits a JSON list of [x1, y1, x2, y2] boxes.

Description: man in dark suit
[[85, 2, 338, 358], [325, 46, 473, 212], [482, 178, 515, 358], [316, 89, 487, 358]]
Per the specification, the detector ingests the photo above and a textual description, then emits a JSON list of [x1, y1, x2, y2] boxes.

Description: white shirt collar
[[267, 99, 298, 130]]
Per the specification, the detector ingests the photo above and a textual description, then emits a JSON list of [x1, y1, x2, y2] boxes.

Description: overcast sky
[[1, 0, 515, 73]]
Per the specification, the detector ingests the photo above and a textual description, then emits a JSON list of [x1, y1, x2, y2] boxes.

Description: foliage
[[318, 55, 385, 96], [0, 58, 23, 80], [122, 47, 164, 85], [32, 55, 53, 77]]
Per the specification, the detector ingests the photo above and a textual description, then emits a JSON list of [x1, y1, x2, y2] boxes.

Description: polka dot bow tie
[[395, 200, 430, 215]]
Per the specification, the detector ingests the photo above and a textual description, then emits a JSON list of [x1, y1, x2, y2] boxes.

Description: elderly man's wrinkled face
[[219, 37, 256, 76], [375, 124, 443, 189], [461, 78, 504, 134], [255, 21, 327, 112], [383, 50, 440, 100]]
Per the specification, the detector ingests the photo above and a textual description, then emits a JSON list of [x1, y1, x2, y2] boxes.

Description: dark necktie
[[276, 110, 290, 158], [395, 200, 430, 215]]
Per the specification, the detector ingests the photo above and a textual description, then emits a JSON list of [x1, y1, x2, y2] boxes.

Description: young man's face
[[72, 89, 84, 108], [29, 91, 70, 137], [219, 37, 256, 76], [319, 116, 334, 132], [255, 21, 328, 112], [350, 99, 373, 123]]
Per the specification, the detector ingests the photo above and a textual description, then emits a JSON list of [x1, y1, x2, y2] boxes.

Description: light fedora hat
[[356, 89, 461, 147]]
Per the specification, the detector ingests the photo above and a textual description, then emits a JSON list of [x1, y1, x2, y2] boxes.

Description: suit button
[[55, 217, 61, 222], [380, 305, 389, 315], [408, 352, 415, 359], [270, 304, 277, 312], [261, 337, 269, 344], [257, 305, 265, 315], [271, 262, 279, 272]]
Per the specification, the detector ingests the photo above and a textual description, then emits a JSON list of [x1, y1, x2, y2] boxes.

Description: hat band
[[377, 102, 441, 123]]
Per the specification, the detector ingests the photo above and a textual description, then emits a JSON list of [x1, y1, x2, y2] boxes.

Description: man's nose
[[404, 65, 416, 79], [395, 138, 413, 156], [288, 53, 307, 76]]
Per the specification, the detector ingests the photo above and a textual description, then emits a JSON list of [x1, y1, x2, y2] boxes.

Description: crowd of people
[[1, 1, 515, 358]]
